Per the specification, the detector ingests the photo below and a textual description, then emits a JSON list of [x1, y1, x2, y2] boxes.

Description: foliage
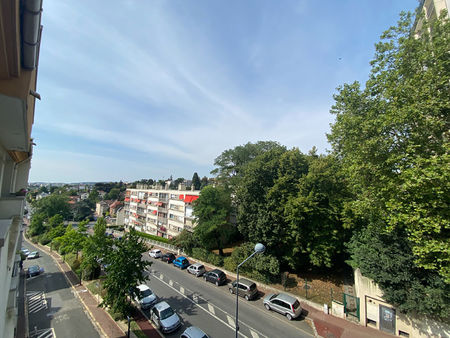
[[192, 172, 201, 190], [101, 229, 151, 318], [170, 230, 198, 255], [135, 230, 170, 243], [106, 188, 120, 200], [81, 218, 112, 280], [38, 233, 51, 245], [200, 176, 209, 189], [347, 227, 449, 320], [28, 212, 46, 236], [72, 200, 93, 221], [328, 12, 450, 281], [88, 189, 100, 204], [32, 194, 71, 220], [193, 186, 236, 256], [223, 243, 280, 283], [54, 225, 87, 258], [191, 247, 224, 267], [211, 141, 285, 189]]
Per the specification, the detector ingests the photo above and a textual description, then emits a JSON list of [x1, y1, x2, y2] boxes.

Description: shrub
[[39, 233, 51, 245], [135, 231, 170, 244], [191, 248, 224, 267]]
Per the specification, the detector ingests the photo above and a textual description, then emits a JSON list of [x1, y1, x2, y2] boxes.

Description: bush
[[191, 248, 224, 267], [135, 231, 170, 244], [39, 233, 51, 245], [31, 236, 38, 244]]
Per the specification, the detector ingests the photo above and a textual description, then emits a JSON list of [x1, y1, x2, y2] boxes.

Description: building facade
[[124, 185, 200, 239], [0, 0, 43, 336]]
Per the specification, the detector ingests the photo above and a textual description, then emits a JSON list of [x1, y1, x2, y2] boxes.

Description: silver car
[[135, 284, 157, 309], [187, 263, 206, 277], [263, 293, 302, 320], [181, 326, 209, 338], [150, 301, 181, 333]]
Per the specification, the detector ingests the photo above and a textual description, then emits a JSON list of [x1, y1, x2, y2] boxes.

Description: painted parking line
[[30, 327, 55, 338], [208, 303, 216, 315], [227, 315, 235, 327], [180, 286, 185, 294], [250, 330, 260, 338]]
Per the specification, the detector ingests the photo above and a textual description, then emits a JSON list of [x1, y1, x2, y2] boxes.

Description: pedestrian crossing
[[29, 327, 55, 338], [27, 291, 48, 314]]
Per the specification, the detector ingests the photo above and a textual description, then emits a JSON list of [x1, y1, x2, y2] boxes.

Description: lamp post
[[235, 243, 265, 338]]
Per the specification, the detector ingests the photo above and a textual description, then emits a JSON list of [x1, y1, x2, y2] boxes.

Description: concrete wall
[[354, 269, 450, 337]]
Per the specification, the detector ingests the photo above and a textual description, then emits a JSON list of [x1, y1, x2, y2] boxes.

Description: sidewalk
[[302, 303, 394, 338], [25, 238, 161, 338]]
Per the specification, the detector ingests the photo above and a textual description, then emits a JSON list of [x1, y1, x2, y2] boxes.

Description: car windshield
[[249, 283, 256, 291], [293, 300, 300, 309], [198, 265, 204, 269], [270, 294, 278, 300], [160, 307, 174, 320], [141, 289, 152, 297], [29, 266, 39, 272]]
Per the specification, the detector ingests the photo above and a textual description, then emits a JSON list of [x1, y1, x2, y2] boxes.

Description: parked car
[[181, 326, 209, 338], [27, 251, 40, 259], [149, 249, 162, 258], [228, 278, 258, 300], [135, 284, 158, 310], [26, 265, 44, 278], [187, 263, 206, 277], [203, 269, 227, 286], [21, 248, 30, 256], [161, 253, 176, 263], [173, 256, 190, 269], [263, 293, 302, 320], [150, 301, 182, 333]]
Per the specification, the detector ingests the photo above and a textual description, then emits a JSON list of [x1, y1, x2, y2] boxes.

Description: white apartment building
[[0, 0, 43, 336], [124, 185, 200, 239]]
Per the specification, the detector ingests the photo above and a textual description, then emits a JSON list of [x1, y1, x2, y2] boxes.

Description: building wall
[[124, 187, 200, 238], [354, 269, 450, 337]]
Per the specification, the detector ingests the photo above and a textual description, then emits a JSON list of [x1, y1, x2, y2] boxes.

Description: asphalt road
[[23, 242, 100, 338], [142, 253, 314, 338]]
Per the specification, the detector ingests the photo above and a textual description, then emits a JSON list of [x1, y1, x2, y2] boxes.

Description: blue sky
[[29, 0, 417, 183]]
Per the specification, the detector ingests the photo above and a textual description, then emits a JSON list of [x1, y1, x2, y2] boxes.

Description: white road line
[[169, 280, 173, 286], [159, 273, 163, 279], [227, 315, 235, 327], [207, 303, 215, 315], [151, 273, 249, 338], [250, 330, 260, 338], [180, 286, 185, 294]]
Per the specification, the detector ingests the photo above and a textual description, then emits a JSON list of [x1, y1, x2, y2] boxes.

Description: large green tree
[[211, 141, 285, 189], [193, 186, 235, 256], [32, 194, 71, 220], [328, 12, 449, 281], [101, 229, 151, 318], [192, 172, 201, 190]]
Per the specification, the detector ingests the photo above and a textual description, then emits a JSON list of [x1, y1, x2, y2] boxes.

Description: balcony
[[0, 196, 25, 219]]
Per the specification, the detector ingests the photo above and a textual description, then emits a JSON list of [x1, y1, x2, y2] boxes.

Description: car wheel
[[264, 304, 271, 311], [215, 281, 219, 286], [245, 295, 250, 301], [286, 313, 293, 321], [229, 288, 233, 294]]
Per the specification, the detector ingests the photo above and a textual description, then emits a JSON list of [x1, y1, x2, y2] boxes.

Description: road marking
[[30, 327, 55, 338], [27, 291, 47, 314], [227, 315, 235, 327], [169, 280, 173, 286], [180, 286, 185, 294], [151, 272, 250, 337], [250, 330, 260, 338], [159, 273, 163, 279], [208, 303, 215, 315], [193, 294, 199, 303]]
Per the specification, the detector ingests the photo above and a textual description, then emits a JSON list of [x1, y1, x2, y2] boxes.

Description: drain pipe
[[22, 0, 43, 70]]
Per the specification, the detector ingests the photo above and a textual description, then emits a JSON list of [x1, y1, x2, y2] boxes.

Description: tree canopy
[[328, 12, 449, 282]]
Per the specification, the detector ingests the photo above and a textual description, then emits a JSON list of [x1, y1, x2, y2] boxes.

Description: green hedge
[[191, 248, 224, 267], [135, 231, 170, 244]]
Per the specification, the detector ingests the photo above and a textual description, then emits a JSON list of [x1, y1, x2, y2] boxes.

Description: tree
[[347, 227, 449, 320], [106, 188, 120, 200], [170, 230, 198, 255], [72, 200, 93, 221], [328, 12, 450, 281], [56, 225, 86, 259], [193, 186, 235, 256], [200, 176, 209, 189], [81, 217, 112, 279], [32, 194, 71, 220], [192, 172, 201, 190], [211, 141, 285, 189], [28, 212, 46, 236], [101, 229, 151, 318], [88, 189, 100, 204]]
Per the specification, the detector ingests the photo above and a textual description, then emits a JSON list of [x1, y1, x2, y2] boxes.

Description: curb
[[24, 237, 112, 338]]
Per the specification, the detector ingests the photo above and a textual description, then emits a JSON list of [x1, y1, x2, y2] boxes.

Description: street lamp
[[235, 243, 265, 338]]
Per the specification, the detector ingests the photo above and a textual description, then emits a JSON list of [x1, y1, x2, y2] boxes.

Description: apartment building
[[124, 185, 200, 239], [0, 0, 43, 337]]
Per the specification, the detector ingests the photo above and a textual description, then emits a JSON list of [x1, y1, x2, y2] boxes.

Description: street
[[142, 253, 314, 338], [23, 242, 100, 338]]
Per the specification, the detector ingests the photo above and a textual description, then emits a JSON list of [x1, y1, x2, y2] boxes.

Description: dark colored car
[[26, 265, 44, 278], [229, 278, 259, 301], [161, 253, 176, 263], [203, 269, 227, 286]]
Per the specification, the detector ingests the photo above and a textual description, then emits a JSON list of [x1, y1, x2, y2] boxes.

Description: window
[[399, 331, 409, 337]]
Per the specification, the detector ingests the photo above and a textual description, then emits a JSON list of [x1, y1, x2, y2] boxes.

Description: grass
[[135, 230, 170, 243], [130, 320, 147, 338]]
